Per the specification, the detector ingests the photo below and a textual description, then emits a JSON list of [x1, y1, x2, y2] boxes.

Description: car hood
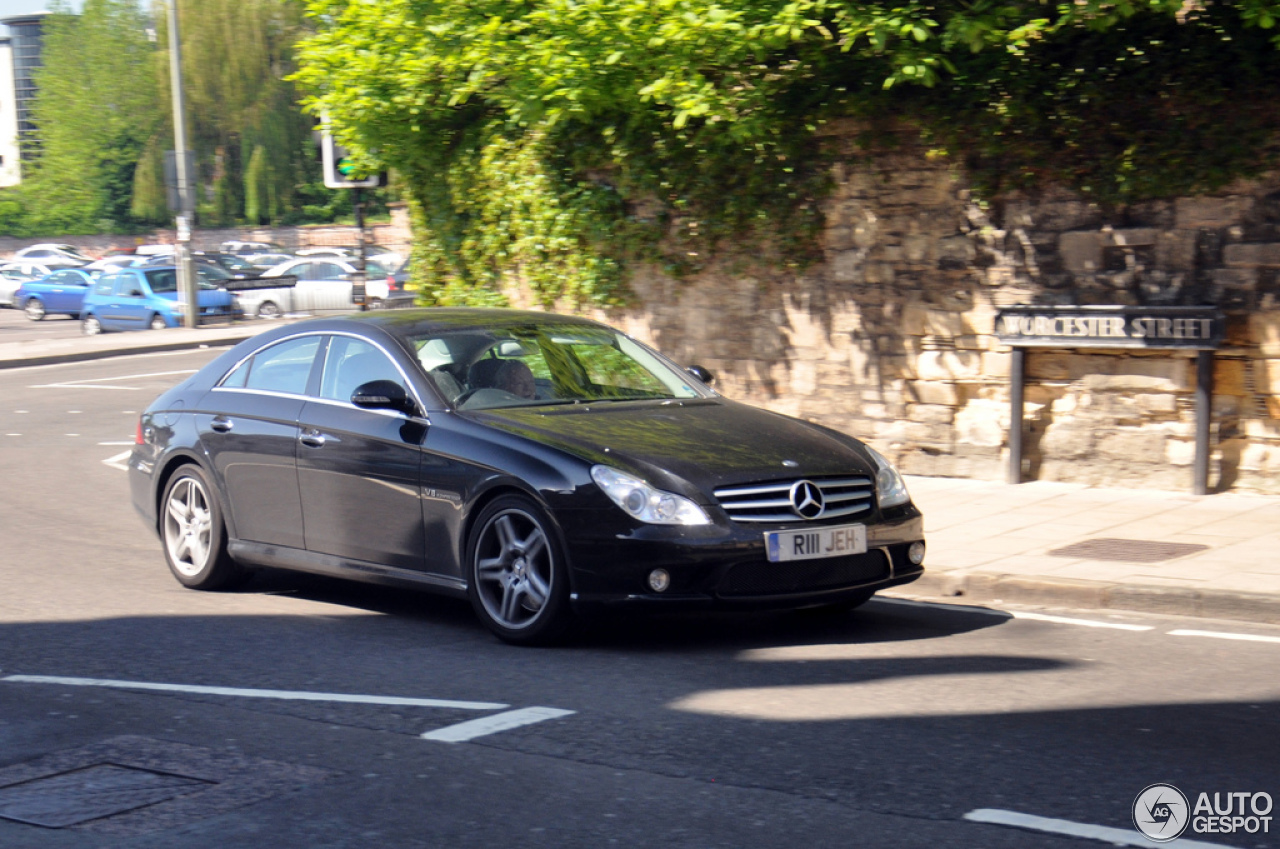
[[468, 398, 875, 495]]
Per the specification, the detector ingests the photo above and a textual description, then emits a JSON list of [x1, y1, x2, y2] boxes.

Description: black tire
[[23, 298, 45, 321], [159, 465, 245, 590], [81, 314, 103, 336], [258, 301, 281, 319], [466, 495, 573, 645], [149, 313, 168, 330]]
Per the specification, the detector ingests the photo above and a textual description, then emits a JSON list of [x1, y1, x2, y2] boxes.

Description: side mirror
[[351, 379, 418, 416], [686, 365, 716, 386]]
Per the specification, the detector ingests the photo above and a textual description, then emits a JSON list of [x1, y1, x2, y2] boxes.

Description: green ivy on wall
[[292, 1, 1280, 307]]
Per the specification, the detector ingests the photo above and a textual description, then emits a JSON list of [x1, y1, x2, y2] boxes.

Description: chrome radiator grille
[[713, 476, 874, 523]]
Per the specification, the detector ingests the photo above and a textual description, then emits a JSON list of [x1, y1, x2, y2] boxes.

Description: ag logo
[[1133, 783, 1190, 842]]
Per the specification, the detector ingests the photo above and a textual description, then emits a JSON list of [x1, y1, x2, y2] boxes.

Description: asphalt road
[[1, 350, 1278, 848], [0, 300, 89, 342]]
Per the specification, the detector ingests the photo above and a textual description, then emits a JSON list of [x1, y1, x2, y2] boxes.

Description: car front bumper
[[556, 504, 925, 611]]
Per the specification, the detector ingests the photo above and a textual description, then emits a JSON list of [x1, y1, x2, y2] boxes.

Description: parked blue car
[[14, 267, 101, 321], [79, 266, 237, 335]]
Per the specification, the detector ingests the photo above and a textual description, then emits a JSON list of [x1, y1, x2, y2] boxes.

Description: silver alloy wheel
[[258, 301, 280, 319], [473, 508, 554, 631], [23, 298, 45, 321], [150, 314, 168, 330], [164, 475, 214, 578], [82, 315, 102, 335]]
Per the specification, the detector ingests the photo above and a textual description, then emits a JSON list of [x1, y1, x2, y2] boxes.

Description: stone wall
[[0, 203, 413, 259], [584, 140, 1280, 495]]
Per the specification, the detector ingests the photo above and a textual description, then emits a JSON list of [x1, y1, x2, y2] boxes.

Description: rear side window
[[221, 335, 322, 395]]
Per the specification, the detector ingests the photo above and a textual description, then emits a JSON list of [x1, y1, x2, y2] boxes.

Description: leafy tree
[[293, 0, 1280, 307], [156, 0, 325, 227], [21, 0, 163, 233]]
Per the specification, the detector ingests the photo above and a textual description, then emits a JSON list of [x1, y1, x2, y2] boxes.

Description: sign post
[[995, 305, 1225, 495]]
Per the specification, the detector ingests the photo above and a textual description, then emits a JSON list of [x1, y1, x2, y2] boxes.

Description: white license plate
[[765, 523, 867, 562]]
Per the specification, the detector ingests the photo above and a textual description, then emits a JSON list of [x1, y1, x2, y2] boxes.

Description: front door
[[296, 336, 427, 569]]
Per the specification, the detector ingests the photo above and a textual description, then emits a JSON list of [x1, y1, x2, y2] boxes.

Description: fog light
[[908, 541, 926, 565], [648, 569, 671, 593]]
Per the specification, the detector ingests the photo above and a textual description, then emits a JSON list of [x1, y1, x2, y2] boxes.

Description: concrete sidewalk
[[901, 476, 1280, 625], [5, 321, 1279, 626]]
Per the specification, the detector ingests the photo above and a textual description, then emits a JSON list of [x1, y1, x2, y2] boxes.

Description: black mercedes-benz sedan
[[130, 308, 925, 644]]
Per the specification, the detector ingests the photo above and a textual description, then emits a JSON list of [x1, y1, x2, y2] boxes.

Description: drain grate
[[0, 736, 335, 835], [0, 764, 213, 828], [1048, 538, 1210, 563]]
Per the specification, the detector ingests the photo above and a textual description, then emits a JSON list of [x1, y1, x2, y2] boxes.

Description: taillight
[[135, 417, 145, 445]]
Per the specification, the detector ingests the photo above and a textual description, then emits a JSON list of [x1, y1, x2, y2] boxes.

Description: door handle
[[299, 428, 326, 448], [210, 417, 233, 433]]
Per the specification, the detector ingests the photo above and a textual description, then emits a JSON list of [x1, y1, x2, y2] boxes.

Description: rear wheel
[[258, 301, 281, 319], [467, 495, 573, 645], [160, 465, 244, 590], [149, 313, 168, 330], [81, 314, 102, 335], [23, 298, 45, 321]]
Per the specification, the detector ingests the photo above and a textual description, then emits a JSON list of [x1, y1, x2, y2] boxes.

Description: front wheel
[[81, 314, 102, 335], [257, 301, 281, 319], [160, 465, 245, 590], [23, 298, 46, 321], [467, 495, 572, 645], [149, 313, 168, 330]]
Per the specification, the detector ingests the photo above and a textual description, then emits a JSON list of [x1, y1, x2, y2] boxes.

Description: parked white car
[[12, 244, 93, 267], [0, 262, 54, 305], [232, 256, 393, 318]]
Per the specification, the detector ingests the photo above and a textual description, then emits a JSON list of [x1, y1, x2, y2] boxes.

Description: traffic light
[[321, 128, 383, 189]]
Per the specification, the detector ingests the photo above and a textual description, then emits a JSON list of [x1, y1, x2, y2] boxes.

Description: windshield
[[145, 268, 224, 292], [405, 323, 706, 411]]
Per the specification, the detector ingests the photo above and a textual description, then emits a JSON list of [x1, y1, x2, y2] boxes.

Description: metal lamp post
[[167, 0, 197, 328]]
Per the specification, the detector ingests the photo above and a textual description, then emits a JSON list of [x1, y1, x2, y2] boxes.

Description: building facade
[[0, 12, 50, 187], [0, 36, 17, 187]]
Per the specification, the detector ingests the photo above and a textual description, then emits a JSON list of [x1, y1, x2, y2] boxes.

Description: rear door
[[200, 334, 323, 549]]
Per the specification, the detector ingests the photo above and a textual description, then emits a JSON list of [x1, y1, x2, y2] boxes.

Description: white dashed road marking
[[102, 451, 131, 471], [1, 674, 507, 710], [1169, 629, 1280, 645], [1007, 610, 1154, 631], [421, 707, 577, 743], [965, 808, 1234, 848], [32, 369, 197, 391], [1, 675, 575, 743]]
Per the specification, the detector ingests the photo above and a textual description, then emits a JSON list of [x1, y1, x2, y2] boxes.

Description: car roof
[[319, 307, 609, 336]]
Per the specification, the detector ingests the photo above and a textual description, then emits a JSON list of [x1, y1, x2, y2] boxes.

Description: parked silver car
[[233, 257, 393, 318]]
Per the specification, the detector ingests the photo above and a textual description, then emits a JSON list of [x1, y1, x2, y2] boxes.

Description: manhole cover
[[1048, 538, 1210, 563], [0, 763, 213, 828]]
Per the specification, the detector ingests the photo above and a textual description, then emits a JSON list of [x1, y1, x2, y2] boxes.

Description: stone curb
[[903, 569, 1280, 626]]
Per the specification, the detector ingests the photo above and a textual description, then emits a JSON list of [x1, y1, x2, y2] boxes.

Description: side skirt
[[227, 540, 469, 598]]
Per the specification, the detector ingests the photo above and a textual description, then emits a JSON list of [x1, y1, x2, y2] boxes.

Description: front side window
[[144, 269, 177, 294], [114, 273, 145, 297], [318, 337, 404, 403]]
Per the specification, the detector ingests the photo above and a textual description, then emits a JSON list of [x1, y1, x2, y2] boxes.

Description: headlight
[[590, 466, 710, 526], [864, 445, 911, 509]]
